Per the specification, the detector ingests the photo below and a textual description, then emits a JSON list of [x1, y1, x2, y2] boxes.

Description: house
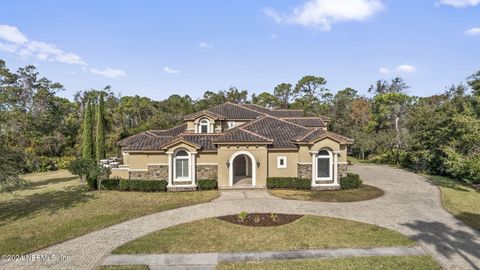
[[113, 103, 353, 190]]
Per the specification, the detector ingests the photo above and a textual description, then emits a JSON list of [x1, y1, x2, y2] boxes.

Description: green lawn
[[269, 185, 384, 202], [425, 174, 480, 230], [113, 215, 414, 254], [0, 170, 218, 255], [217, 256, 440, 270]]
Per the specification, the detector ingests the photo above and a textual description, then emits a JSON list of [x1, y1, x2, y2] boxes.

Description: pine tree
[[82, 100, 94, 160], [95, 94, 105, 161]]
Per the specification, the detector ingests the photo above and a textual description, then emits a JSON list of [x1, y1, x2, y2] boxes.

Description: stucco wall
[[126, 153, 167, 169], [217, 145, 268, 188], [267, 151, 298, 178]]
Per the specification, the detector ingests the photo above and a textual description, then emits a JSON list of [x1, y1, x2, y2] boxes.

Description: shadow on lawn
[[402, 220, 480, 270], [0, 186, 94, 223], [424, 175, 470, 192]]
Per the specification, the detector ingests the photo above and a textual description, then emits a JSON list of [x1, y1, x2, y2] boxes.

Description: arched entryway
[[229, 151, 256, 187]]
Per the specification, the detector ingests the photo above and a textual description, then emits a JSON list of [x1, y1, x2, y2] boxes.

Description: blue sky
[[0, 0, 479, 100]]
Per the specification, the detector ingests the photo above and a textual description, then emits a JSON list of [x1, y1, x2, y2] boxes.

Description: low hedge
[[99, 179, 167, 192], [340, 173, 362, 189], [198, 179, 217, 190], [266, 177, 311, 189], [86, 177, 98, 190]]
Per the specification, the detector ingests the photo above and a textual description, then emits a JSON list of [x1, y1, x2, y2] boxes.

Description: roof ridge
[[229, 102, 268, 115], [148, 123, 187, 133], [232, 114, 269, 130], [238, 127, 273, 141], [295, 127, 319, 141]]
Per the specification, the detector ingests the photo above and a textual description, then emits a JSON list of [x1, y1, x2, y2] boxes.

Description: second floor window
[[199, 119, 209, 133]]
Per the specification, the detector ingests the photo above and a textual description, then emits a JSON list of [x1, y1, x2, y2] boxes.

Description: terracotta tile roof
[[283, 117, 325, 127], [183, 110, 225, 121], [295, 128, 353, 144], [149, 124, 187, 136], [213, 128, 273, 144], [240, 116, 311, 149], [119, 103, 347, 151]]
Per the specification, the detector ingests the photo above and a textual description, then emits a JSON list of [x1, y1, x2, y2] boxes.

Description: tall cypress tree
[[95, 94, 105, 161], [82, 100, 94, 160]]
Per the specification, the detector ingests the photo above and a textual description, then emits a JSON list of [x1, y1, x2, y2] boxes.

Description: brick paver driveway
[[1, 164, 479, 270]]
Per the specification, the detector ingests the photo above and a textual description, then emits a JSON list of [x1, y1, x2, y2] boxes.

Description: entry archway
[[229, 151, 256, 187]]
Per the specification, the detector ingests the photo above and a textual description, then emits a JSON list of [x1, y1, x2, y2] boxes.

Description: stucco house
[[112, 103, 353, 190]]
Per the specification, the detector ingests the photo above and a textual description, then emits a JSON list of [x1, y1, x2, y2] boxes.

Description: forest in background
[[1, 58, 479, 189]]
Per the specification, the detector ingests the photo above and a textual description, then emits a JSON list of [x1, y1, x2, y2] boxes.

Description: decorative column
[[191, 152, 197, 185], [333, 151, 340, 185], [167, 152, 173, 187], [309, 151, 317, 187], [210, 122, 215, 133]]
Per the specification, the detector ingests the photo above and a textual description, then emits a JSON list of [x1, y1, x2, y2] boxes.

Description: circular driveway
[[1, 164, 479, 270]]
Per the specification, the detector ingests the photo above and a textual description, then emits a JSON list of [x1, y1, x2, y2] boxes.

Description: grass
[[0, 170, 219, 255], [425, 174, 480, 230], [269, 185, 384, 202], [113, 215, 414, 254], [97, 266, 149, 270], [217, 256, 441, 270]]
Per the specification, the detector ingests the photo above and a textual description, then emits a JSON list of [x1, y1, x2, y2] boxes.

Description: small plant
[[253, 214, 261, 223], [270, 213, 279, 222], [238, 211, 248, 222]]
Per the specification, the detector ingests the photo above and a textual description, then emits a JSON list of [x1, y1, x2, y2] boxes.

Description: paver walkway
[[1, 164, 479, 270], [102, 246, 426, 269]]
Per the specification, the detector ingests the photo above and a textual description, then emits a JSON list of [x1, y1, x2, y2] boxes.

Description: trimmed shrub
[[119, 179, 129, 191], [340, 173, 362, 189], [266, 177, 310, 189], [126, 179, 168, 192], [198, 179, 217, 190], [100, 179, 120, 190]]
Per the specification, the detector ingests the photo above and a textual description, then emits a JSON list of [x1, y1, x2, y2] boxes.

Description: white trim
[[229, 151, 256, 187], [111, 168, 129, 171], [167, 153, 173, 187], [198, 118, 211, 133], [315, 149, 333, 181], [128, 169, 148, 172], [297, 162, 311, 165], [197, 163, 218, 165], [173, 149, 191, 181], [277, 156, 287, 169]]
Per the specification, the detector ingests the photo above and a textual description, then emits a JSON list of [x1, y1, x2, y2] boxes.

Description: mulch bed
[[217, 213, 303, 227]]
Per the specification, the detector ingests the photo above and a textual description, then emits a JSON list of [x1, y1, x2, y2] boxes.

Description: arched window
[[199, 119, 210, 133], [174, 150, 189, 179], [316, 149, 332, 180]]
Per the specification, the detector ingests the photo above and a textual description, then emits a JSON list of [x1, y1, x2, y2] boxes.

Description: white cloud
[[379, 67, 390, 75], [0, 24, 125, 79], [26, 41, 87, 65], [163, 66, 180, 74], [436, 0, 480, 7], [0, 24, 28, 44], [465, 27, 480, 36], [199, 41, 213, 49], [264, 0, 384, 31], [396, 64, 418, 73], [90, 68, 126, 79]]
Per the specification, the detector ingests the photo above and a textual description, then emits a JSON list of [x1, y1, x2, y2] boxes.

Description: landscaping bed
[[217, 213, 302, 227]]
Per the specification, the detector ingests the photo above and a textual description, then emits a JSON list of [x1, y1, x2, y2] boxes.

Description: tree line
[[1, 58, 479, 190]]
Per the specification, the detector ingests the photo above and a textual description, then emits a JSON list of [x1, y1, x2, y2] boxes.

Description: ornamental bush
[[100, 179, 168, 192], [340, 173, 362, 189], [266, 177, 310, 189], [198, 179, 217, 190], [99, 179, 120, 190]]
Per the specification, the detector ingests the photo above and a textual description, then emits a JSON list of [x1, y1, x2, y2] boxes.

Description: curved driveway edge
[[0, 164, 479, 270]]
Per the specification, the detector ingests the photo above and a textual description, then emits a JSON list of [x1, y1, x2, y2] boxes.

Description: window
[[316, 150, 331, 180], [277, 156, 287, 169], [227, 121, 236, 129], [174, 150, 189, 179], [199, 119, 210, 133]]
